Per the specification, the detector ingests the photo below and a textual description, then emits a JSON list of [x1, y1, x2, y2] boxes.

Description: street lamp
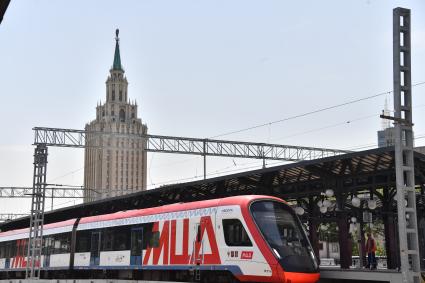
[[352, 196, 361, 208]]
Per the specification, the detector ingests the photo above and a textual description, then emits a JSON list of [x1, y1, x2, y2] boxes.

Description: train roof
[[0, 196, 281, 239], [0, 219, 76, 242], [79, 195, 282, 225], [74, 195, 283, 231]]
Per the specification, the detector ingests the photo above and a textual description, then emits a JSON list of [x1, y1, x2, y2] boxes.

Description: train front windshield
[[251, 200, 319, 273]]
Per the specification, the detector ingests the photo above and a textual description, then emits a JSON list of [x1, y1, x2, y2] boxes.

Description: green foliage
[[351, 234, 360, 256], [318, 223, 339, 242], [376, 241, 386, 256]]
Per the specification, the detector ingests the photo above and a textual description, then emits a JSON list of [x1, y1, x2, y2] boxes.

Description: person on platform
[[365, 232, 377, 269]]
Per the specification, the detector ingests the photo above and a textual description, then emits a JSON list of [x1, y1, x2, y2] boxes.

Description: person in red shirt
[[365, 232, 377, 269]]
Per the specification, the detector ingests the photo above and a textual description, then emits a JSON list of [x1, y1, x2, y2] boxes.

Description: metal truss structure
[[0, 186, 84, 198], [0, 213, 29, 222], [33, 127, 350, 161]]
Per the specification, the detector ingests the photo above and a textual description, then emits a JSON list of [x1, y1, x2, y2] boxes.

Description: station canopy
[[1, 146, 425, 231]]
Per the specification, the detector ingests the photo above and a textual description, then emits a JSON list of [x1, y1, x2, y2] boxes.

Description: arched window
[[119, 91, 122, 101], [119, 109, 125, 122], [131, 112, 135, 119], [112, 90, 115, 101]]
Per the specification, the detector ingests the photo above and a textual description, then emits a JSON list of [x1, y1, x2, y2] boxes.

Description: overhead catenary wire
[[211, 81, 425, 139], [271, 113, 377, 142], [42, 98, 425, 185], [148, 102, 425, 177]]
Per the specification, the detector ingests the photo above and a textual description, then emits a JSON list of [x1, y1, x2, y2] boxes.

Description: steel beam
[[0, 213, 29, 222], [33, 127, 351, 162], [0, 187, 85, 198]]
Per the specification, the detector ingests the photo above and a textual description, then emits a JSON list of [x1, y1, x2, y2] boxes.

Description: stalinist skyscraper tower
[[84, 29, 148, 202]]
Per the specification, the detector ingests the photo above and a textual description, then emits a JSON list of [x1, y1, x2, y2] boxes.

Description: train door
[[193, 222, 203, 281], [90, 231, 101, 266], [43, 236, 53, 268], [130, 226, 143, 266]]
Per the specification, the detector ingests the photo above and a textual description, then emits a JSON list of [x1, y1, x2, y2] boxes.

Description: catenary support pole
[[26, 144, 48, 279], [393, 7, 420, 283]]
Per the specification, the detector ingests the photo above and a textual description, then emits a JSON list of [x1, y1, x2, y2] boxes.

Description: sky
[[0, 0, 424, 215]]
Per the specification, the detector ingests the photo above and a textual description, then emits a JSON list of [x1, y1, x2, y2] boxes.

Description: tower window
[[119, 91, 122, 101], [111, 110, 115, 116], [112, 90, 115, 101], [131, 112, 135, 119], [119, 109, 125, 122]]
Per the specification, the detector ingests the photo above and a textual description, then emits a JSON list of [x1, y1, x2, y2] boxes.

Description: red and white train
[[0, 195, 319, 282]]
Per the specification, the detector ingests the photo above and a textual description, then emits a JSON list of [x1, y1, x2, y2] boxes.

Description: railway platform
[[0, 270, 409, 283], [0, 280, 180, 283], [319, 268, 404, 283]]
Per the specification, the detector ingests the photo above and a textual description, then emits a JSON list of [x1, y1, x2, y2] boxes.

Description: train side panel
[[0, 196, 319, 282], [215, 205, 273, 279], [73, 203, 273, 281]]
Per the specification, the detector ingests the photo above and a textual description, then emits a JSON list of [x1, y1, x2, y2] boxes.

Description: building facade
[[377, 99, 396, 148], [84, 30, 148, 202], [377, 127, 396, 148]]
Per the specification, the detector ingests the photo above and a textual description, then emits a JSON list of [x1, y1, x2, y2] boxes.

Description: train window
[[91, 231, 101, 256], [4, 242, 10, 258], [114, 228, 129, 251], [196, 225, 201, 242], [141, 223, 154, 249], [62, 235, 70, 253], [23, 240, 28, 256], [222, 219, 252, 247], [0, 242, 5, 258], [6, 241, 15, 258], [43, 237, 54, 255], [131, 228, 143, 256], [52, 233, 71, 254], [102, 229, 114, 251], [251, 201, 318, 273], [148, 231, 160, 248], [76, 231, 90, 253]]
